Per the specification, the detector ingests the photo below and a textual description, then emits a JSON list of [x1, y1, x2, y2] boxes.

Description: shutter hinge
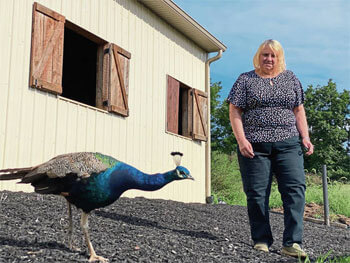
[[104, 48, 110, 55], [103, 100, 108, 107]]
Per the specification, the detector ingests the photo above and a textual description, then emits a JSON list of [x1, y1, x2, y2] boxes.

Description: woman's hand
[[294, 105, 314, 156], [238, 139, 255, 158], [302, 137, 314, 156], [229, 104, 255, 158]]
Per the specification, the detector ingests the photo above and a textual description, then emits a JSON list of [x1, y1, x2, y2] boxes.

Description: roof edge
[[138, 0, 227, 53]]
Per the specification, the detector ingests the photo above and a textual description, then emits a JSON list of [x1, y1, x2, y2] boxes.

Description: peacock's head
[[175, 166, 194, 180], [171, 152, 194, 181]]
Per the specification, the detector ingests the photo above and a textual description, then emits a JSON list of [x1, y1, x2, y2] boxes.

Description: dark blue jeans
[[237, 136, 306, 247]]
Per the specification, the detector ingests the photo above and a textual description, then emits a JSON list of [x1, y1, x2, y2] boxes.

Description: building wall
[[0, 0, 208, 203]]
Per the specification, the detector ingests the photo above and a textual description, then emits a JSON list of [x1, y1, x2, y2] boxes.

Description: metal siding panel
[[126, 2, 141, 168], [0, 0, 11, 166], [30, 91, 47, 164], [105, 0, 113, 43], [145, 20, 153, 174], [151, 24, 161, 178], [17, 91, 35, 167], [94, 111, 105, 153], [0, 0, 13, 85], [103, 114, 112, 156], [37, 0, 62, 13], [119, 118, 128, 162], [112, 0, 120, 44], [121, 0, 128, 48], [76, 106, 88, 151], [89, 0, 99, 34], [3, 0, 28, 168], [80, 0, 90, 30], [130, 3, 143, 170], [55, 100, 68, 155], [85, 110, 96, 152], [0, 84, 9, 167], [43, 94, 58, 159], [65, 103, 79, 153], [98, 0, 108, 39]]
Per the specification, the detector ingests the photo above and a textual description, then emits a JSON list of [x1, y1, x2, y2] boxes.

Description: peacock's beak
[[187, 174, 195, 181]]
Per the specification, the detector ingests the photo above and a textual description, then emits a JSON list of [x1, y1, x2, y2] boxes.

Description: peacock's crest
[[171, 152, 183, 167], [170, 152, 193, 181]]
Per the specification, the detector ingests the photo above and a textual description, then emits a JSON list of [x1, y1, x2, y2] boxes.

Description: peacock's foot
[[88, 255, 109, 263]]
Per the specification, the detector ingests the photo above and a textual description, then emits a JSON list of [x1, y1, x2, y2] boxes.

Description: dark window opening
[[62, 27, 97, 106], [178, 84, 191, 137]]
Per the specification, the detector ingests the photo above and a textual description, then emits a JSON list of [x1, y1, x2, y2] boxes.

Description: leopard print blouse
[[227, 70, 304, 143]]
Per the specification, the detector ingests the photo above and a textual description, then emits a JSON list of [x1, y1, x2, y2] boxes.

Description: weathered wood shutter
[[29, 2, 65, 94], [167, 75, 180, 134], [192, 89, 208, 141], [102, 43, 131, 116]]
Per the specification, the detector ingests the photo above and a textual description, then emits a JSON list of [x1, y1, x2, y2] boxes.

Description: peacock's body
[[0, 152, 192, 262]]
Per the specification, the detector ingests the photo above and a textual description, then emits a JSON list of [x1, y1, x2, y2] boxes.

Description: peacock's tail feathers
[[22, 152, 113, 182], [0, 167, 36, 180], [0, 152, 118, 184], [171, 152, 183, 167]]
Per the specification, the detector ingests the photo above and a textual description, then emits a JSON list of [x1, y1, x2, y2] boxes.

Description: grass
[[303, 251, 350, 263], [211, 151, 350, 218]]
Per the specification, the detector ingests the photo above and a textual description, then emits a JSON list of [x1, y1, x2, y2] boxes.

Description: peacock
[[0, 152, 193, 262]]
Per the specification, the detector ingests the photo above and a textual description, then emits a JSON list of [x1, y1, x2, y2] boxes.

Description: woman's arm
[[229, 103, 254, 158], [293, 104, 314, 155]]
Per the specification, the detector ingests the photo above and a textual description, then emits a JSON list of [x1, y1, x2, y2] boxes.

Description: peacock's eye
[[176, 169, 184, 178]]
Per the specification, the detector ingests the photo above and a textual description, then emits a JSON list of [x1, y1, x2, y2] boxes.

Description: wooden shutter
[[102, 43, 131, 116], [29, 2, 65, 94], [167, 75, 180, 134], [192, 89, 208, 141]]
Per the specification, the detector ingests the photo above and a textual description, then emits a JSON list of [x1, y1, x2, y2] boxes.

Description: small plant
[[302, 251, 350, 263]]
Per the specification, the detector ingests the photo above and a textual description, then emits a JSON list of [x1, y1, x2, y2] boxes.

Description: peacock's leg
[[67, 201, 73, 249], [80, 212, 108, 263]]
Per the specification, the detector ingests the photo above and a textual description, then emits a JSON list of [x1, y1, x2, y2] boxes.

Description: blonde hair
[[253, 39, 286, 73]]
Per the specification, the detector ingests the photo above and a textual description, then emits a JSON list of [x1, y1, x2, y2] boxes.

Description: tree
[[304, 80, 350, 180], [210, 82, 237, 154]]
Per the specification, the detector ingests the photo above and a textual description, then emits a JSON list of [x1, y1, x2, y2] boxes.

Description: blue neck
[[134, 170, 178, 191], [108, 163, 178, 194]]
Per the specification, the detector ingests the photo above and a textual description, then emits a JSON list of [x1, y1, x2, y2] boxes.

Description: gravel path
[[0, 191, 349, 262]]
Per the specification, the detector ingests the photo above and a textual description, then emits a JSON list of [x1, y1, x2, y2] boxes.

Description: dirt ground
[[0, 191, 349, 263], [272, 202, 350, 226]]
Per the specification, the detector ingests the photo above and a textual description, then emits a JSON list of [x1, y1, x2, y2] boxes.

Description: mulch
[[0, 190, 349, 262]]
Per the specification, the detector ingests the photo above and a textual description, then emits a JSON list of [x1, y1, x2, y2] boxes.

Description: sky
[[175, 0, 350, 99]]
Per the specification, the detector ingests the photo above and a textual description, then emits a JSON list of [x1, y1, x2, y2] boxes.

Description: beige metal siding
[[0, 0, 208, 203]]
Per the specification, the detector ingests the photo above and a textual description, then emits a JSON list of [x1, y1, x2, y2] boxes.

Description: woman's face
[[259, 46, 277, 74]]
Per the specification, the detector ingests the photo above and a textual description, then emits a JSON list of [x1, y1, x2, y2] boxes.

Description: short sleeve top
[[227, 70, 304, 143]]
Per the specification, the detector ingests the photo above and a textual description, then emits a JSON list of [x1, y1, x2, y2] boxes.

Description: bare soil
[[272, 202, 350, 226]]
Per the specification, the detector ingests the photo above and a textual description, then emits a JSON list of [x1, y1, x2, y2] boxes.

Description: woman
[[227, 39, 313, 258]]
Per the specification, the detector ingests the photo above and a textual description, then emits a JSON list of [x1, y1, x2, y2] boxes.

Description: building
[[0, 0, 226, 203]]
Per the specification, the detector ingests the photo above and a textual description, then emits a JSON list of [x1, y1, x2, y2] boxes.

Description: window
[[62, 27, 97, 106], [166, 75, 208, 141], [29, 2, 131, 116]]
